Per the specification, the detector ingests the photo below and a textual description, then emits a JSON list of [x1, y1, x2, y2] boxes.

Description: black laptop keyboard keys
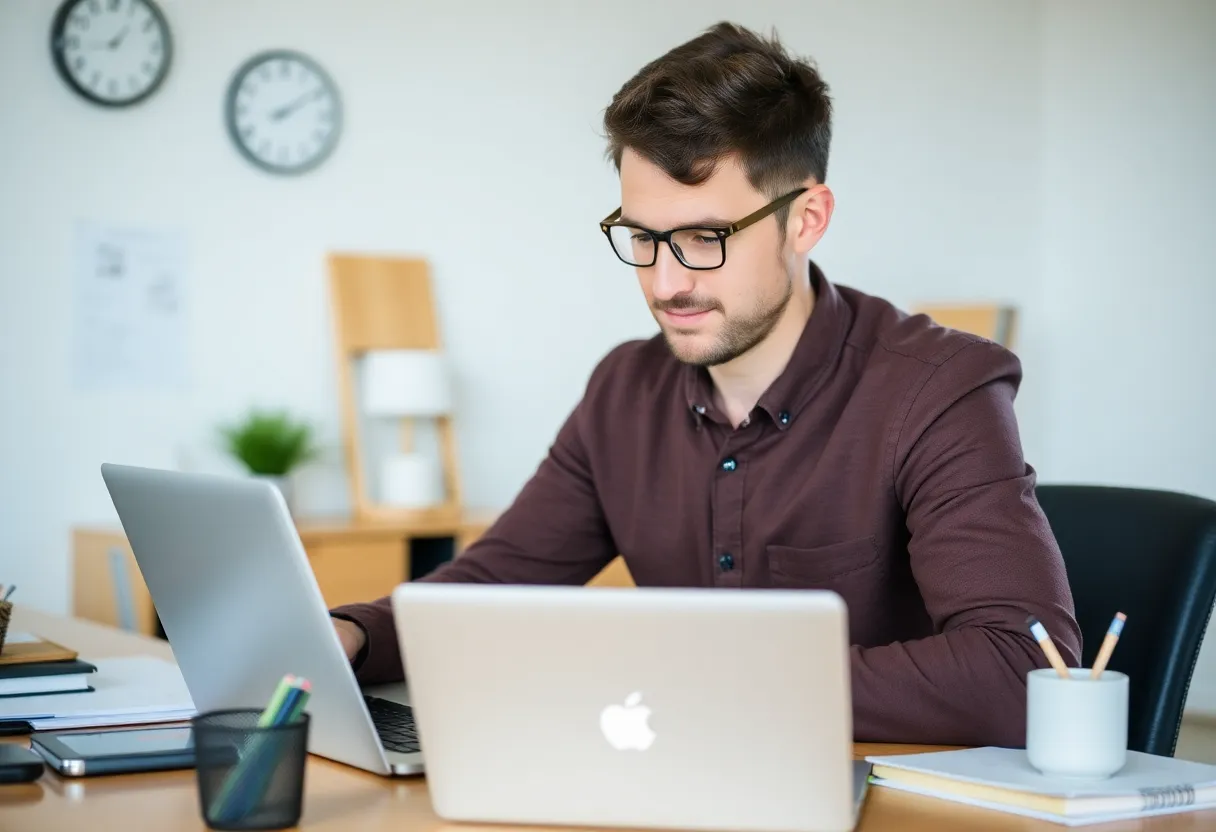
[[363, 695, 421, 754]]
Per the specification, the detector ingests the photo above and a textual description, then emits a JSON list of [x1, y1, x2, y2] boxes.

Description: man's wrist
[[331, 614, 370, 668]]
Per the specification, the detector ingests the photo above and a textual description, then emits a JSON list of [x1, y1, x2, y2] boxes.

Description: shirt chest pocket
[[766, 536, 879, 587]]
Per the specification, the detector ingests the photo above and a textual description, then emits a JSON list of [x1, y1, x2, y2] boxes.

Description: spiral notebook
[[865, 746, 1216, 826]]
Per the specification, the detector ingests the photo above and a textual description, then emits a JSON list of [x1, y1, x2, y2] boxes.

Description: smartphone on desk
[[31, 726, 195, 777]]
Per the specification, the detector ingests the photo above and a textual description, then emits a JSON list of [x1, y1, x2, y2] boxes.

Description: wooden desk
[[5, 608, 1215, 832], [72, 510, 499, 636]]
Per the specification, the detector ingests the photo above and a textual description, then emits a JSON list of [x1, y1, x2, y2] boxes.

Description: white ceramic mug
[[1026, 667, 1129, 779]]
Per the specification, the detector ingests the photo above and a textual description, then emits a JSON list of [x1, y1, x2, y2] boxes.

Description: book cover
[[0, 632, 79, 666]]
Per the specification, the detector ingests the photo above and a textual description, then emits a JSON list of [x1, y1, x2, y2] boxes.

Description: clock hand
[[269, 88, 325, 121], [107, 25, 131, 49]]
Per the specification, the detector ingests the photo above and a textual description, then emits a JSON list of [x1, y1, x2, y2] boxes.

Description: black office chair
[[1036, 484, 1216, 756]]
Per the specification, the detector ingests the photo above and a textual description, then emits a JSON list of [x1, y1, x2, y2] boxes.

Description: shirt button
[[778, 410, 791, 425], [720, 457, 737, 472], [695, 405, 707, 414], [718, 553, 735, 571]]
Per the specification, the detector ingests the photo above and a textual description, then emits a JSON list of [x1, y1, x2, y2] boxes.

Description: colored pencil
[[1027, 615, 1072, 679], [1090, 612, 1127, 679]]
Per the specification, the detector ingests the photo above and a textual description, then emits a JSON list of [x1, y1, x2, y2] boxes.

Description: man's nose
[[650, 243, 696, 300]]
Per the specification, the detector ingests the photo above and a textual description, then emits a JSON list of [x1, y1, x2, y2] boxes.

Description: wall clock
[[225, 50, 343, 176], [50, 0, 172, 108]]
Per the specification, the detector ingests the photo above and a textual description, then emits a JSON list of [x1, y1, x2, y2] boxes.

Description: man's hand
[[332, 617, 366, 662]]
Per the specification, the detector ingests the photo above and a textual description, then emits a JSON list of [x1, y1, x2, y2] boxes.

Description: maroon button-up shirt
[[332, 263, 1081, 748]]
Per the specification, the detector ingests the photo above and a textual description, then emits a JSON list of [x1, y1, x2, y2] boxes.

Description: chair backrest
[[1035, 484, 1216, 756], [912, 303, 1018, 349]]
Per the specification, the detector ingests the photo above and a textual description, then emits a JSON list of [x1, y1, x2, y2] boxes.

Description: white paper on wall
[[73, 220, 189, 390]]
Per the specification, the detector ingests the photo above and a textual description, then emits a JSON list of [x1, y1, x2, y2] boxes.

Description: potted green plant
[[219, 409, 319, 512]]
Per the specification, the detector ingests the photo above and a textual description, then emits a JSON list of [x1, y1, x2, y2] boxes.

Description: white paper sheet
[[73, 220, 189, 390]]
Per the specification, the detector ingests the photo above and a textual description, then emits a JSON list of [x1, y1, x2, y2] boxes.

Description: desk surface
[[4, 608, 1215, 832]]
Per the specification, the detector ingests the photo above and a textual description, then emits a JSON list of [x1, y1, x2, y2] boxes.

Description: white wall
[[0, 0, 1046, 614], [1039, 0, 1216, 710]]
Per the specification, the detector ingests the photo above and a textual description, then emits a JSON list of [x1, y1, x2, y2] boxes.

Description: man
[[330, 21, 1081, 748]]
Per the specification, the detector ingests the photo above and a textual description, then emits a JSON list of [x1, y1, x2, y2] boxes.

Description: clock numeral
[[258, 140, 271, 157], [108, 78, 118, 96], [259, 66, 271, 81], [278, 147, 290, 165], [144, 16, 157, 33], [109, 0, 121, 11], [243, 84, 257, 96], [73, 15, 90, 30], [74, 56, 87, 71], [280, 60, 291, 77], [129, 0, 137, 15], [88, 0, 101, 14], [66, 35, 81, 50], [129, 75, 139, 90], [312, 129, 327, 142], [318, 109, 334, 123], [236, 104, 248, 116], [241, 126, 255, 140], [91, 70, 102, 87], [150, 39, 162, 54], [142, 61, 154, 75]]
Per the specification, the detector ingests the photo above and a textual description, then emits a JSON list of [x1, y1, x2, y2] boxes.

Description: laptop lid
[[390, 582, 857, 832], [99, 463, 394, 775]]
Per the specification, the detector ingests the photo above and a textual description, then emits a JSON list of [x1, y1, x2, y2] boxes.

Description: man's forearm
[[850, 621, 1081, 747]]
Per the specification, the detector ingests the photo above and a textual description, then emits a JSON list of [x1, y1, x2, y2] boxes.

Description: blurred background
[[1, 0, 1213, 727]]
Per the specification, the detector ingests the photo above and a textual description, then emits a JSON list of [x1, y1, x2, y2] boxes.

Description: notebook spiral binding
[[1139, 785, 1197, 810]]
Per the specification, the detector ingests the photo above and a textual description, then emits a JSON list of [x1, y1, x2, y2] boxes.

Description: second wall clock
[[225, 50, 343, 176]]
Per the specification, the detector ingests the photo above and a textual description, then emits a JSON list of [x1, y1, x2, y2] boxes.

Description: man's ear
[[790, 183, 834, 255]]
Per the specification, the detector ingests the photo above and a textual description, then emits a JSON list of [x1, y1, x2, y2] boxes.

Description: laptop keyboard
[[363, 695, 421, 754]]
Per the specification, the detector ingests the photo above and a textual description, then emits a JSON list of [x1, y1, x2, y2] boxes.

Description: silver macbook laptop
[[390, 581, 869, 832], [100, 462, 424, 776]]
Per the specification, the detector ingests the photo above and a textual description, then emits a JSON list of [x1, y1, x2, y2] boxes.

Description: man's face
[[617, 148, 793, 367]]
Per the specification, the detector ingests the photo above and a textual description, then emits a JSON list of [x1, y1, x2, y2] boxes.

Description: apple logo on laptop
[[600, 691, 655, 750]]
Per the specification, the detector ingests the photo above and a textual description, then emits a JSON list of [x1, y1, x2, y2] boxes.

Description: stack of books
[[866, 746, 1216, 826], [0, 631, 97, 698]]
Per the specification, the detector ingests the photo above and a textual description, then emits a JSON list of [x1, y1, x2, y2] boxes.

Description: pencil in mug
[[1026, 615, 1072, 679], [1090, 612, 1127, 679], [209, 675, 308, 821]]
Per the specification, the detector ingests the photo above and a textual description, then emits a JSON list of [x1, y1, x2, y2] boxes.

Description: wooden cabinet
[[72, 510, 498, 637], [304, 538, 406, 610]]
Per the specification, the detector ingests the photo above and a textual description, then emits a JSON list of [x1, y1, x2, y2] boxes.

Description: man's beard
[[655, 275, 793, 367]]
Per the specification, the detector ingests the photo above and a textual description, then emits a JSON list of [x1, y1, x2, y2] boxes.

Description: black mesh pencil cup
[[192, 709, 310, 830]]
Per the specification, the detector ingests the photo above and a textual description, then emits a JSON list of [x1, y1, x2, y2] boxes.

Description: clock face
[[50, 0, 172, 107], [225, 50, 343, 176]]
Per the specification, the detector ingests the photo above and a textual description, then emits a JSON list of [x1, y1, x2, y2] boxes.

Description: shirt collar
[[683, 260, 852, 431]]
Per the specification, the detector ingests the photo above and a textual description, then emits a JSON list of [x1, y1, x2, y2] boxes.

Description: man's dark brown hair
[[603, 21, 832, 211]]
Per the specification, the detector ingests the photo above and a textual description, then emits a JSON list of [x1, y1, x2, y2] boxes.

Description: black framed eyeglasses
[[599, 187, 807, 270]]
